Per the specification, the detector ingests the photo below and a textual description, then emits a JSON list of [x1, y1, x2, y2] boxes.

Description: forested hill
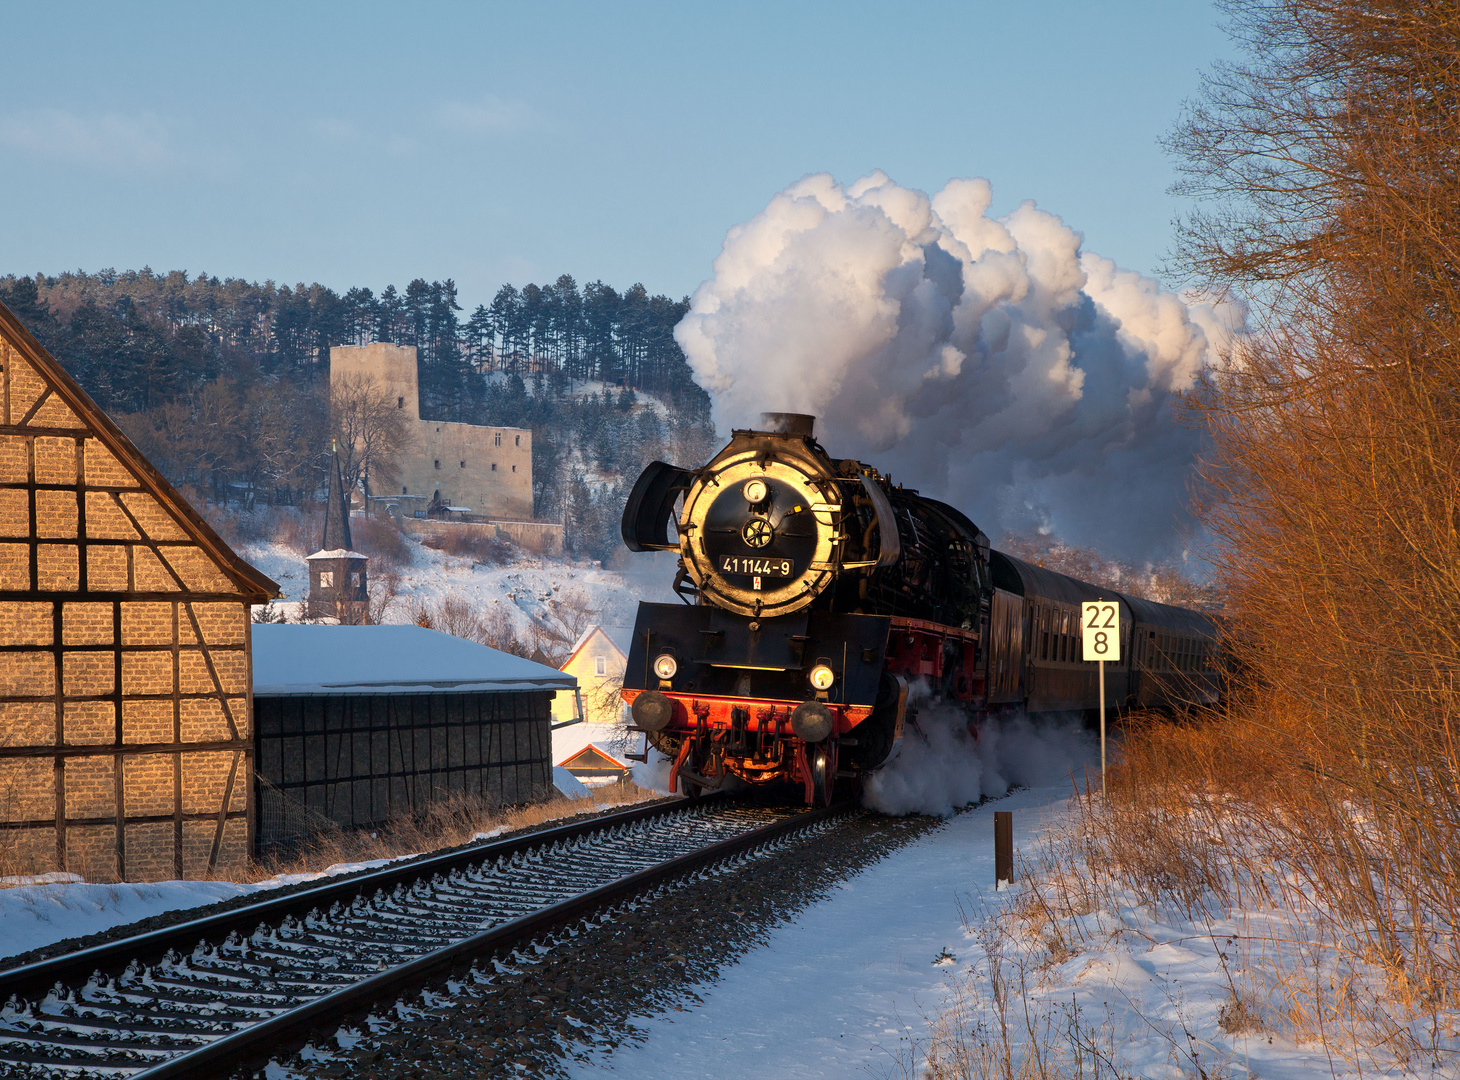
[[0, 270, 715, 549], [0, 269, 704, 418]]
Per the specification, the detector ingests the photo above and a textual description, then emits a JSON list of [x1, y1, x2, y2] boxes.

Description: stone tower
[[307, 448, 368, 623]]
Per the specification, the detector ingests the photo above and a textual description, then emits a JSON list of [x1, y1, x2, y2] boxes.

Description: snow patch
[[553, 767, 591, 799]]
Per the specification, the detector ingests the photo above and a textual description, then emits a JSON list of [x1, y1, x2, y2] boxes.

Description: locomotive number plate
[[721, 556, 793, 576]]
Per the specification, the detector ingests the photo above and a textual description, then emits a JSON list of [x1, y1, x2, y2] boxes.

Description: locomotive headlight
[[653, 653, 679, 680], [809, 664, 836, 691], [742, 478, 768, 504]]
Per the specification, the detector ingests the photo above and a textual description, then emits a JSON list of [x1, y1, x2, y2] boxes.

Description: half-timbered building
[[0, 302, 278, 882]]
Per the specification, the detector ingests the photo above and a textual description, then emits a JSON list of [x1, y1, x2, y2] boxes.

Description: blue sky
[[0, 1, 1232, 309]]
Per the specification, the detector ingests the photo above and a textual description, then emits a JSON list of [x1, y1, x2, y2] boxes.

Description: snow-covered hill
[[239, 532, 680, 643]]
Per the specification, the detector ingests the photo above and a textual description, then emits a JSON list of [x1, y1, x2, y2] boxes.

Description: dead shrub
[[1162, 0, 1460, 1028], [418, 526, 511, 565], [397, 596, 531, 657], [350, 514, 411, 569]]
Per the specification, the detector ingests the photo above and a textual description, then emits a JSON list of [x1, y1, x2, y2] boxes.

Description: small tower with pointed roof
[[307, 445, 369, 622]]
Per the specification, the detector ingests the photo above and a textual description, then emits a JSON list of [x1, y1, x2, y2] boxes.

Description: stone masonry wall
[[330, 343, 533, 520], [0, 316, 268, 882]]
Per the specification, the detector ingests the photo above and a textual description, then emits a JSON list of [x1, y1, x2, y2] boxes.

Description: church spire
[[321, 440, 353, 552]]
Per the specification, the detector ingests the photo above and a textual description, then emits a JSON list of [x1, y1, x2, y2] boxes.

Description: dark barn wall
[[253, 690, 552, 849]]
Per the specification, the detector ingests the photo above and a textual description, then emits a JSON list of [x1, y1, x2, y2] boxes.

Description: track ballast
[[0, 797, 843, 1078]]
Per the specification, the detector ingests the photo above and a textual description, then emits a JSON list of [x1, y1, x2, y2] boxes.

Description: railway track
[[0, 796, 847, 1078]]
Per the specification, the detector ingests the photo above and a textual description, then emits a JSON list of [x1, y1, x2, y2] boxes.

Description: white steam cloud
[[862, 706, 1096, 817], [676, 172, 1240, 561]]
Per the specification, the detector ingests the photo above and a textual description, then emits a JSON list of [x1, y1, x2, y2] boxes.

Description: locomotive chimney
[[759, 412, 816, 437]]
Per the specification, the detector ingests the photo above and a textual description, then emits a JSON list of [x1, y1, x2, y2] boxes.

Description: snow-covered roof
[[306, 549, 369, 561], [553, 722, 631, 765], [253, 624, 577, 696], [561, 624, 634, 671], [602, 624, 635, 658]]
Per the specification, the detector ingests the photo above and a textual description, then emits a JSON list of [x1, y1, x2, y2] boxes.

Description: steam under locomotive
[[619, 413, 1218, 805]]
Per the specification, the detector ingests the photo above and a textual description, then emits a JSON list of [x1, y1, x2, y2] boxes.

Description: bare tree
[[527, 589, 599, 667], [331, 372, 414, 516], [1166, 0, 1460, 998]]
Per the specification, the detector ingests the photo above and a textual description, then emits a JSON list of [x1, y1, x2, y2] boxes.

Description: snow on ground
[[0, 856, 410, 962], [242, 534, 675, 638], [567, 790, 1437, 1080], [566, 787, 1066, 1079]]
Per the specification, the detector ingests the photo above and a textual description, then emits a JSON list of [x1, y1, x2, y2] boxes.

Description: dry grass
[[227, 782, 661, 885], [902, 696, 1460, 1077], [1107, 712, 1459, 1047]]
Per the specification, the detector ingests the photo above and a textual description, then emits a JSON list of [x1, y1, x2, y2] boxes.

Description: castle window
[[512, 465, 516, 472], [434, 460, 440, 469], [319, 571, 334, 588], [349, 572, 363, 588], [494, 432, 502, 447], [595, 656, 607, 677], [402, 486, 408, 494], [460, 460, 465, 468], [491, 463, 497, 471], [397, 396, 404, 409], [515, 434, 520, 446]]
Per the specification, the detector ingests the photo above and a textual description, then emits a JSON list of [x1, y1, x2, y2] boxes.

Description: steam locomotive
[[619, 413, 1218, 804]]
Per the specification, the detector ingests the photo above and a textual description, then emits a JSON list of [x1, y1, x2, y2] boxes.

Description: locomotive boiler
[[619, 413, 1218, 804]]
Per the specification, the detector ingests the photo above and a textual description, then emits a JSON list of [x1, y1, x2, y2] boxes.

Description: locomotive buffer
[[1081, 600, 1121, 799]]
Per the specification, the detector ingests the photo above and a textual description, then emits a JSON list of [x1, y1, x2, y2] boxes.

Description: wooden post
[[1099, 657, 1107, 802], [995, 810, 1013, 888]]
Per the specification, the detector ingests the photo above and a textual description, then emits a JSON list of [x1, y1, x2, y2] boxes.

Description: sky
[[0, 0, 1234, 311]]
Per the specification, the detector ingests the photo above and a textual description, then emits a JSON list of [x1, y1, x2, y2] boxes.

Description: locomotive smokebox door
[[703, 608, 809, 670]]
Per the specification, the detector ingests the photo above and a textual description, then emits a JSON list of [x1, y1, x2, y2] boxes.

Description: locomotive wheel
[[810, 742, 837, 807]]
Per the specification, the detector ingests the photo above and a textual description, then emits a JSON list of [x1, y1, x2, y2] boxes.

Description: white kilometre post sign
[[1081, 600, 1121, 800]]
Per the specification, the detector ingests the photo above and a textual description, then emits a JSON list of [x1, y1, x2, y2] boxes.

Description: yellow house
[[551, 625, 629, 727]]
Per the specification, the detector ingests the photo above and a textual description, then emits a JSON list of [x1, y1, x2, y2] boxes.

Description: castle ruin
[[330, 344, 532, 521]]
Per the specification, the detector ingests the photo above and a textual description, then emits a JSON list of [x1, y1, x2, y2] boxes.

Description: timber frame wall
[[0, 302, 277, 881]]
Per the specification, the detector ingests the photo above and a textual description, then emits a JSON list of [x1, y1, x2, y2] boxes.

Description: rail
[[0, 795, 850, 1078]]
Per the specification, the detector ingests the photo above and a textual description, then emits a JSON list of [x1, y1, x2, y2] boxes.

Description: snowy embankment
[[567, 789, 1449, 1080], [0, 856, 411, 963]]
